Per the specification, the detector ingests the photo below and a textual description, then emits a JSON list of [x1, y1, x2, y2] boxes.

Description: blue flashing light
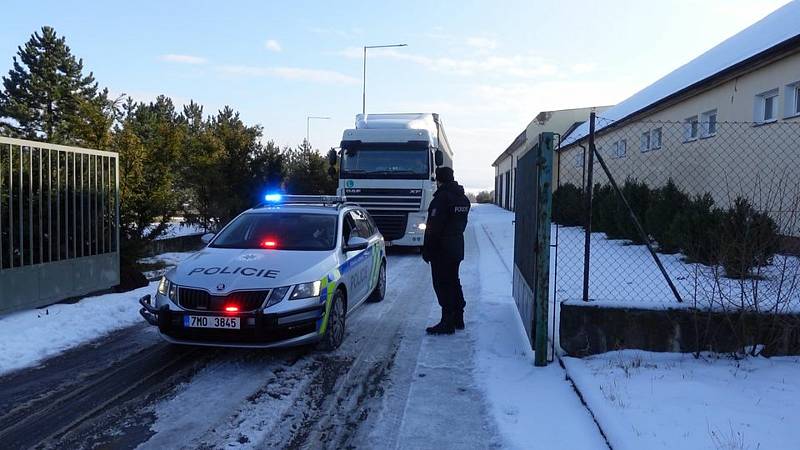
[[264, 193, 283, 203]]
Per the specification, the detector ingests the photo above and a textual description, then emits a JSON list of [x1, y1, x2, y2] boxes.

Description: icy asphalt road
[[0, 249, 499, 450], [0, 205, 608, 449]]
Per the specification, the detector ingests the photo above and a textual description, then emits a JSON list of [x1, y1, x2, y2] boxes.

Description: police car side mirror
[[343, 236, 369, 252], [201, 233, 215, 245], [434, 150, 444, 167]]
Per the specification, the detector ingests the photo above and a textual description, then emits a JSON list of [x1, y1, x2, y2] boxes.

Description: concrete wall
[[560, 302, 800, 357]]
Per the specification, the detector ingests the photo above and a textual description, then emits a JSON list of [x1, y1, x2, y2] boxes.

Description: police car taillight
[[260, 239, 278, 248], [224, 306, 239, 312]]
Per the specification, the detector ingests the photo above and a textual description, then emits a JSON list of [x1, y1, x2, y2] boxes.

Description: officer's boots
[[453, 309, 465, 330], [426, 313, 455, 335]]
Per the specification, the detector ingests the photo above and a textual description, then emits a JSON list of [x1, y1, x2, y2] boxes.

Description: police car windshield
[[210, 213, 337, 251]]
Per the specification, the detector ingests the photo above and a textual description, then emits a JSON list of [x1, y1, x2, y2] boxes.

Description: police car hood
[[168, 247, 335, 291]]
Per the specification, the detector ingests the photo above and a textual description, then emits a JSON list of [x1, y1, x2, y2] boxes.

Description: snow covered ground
[[482, 204, 800, 311], [478, 203, 800, 449], [469, 204, 607, 449], [138, 251, 196, 280], [151, 220, 206, 240], [563, 351, 800, 450], [0, 282, 156, 376]]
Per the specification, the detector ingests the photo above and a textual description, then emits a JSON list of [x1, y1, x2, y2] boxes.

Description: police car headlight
[[417, 223, 427, 230], [157, 276, 177, 300], [290, 281, 321, 300], [157, 276, 169, 295], [265, 286, 290, 307]]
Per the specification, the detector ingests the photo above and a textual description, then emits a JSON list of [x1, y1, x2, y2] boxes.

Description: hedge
[[552, 181, 779, 278]]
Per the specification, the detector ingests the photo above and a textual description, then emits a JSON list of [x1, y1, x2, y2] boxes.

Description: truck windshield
[[210, 213, 337, 250], [341, 143, 429, 179]]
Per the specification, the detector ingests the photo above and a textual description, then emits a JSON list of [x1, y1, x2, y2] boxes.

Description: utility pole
[[362, 43, 407, 115]]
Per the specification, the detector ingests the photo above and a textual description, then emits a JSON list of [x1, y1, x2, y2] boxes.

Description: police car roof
[[247, 204, 346, 215]]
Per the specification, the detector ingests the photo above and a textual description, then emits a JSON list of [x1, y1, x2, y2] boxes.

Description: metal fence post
[[534, 132, 555, 367], [582, 112, 596, 302]]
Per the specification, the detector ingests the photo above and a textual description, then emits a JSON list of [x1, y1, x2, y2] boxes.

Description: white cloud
[[337, 47, 557, 78], [466, 36, 498, 51], [159, 54, 208, 64], [218, 65, 359, 85], [264, 39, 282, 52]]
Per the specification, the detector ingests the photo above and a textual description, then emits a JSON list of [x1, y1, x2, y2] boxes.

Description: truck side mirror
[[434, 150, 444, 167], [328, 166, 337, 178], [327, 148, 338, 166]]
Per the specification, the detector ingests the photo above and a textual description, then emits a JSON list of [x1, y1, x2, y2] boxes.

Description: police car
[[138, 195, 386, 351]]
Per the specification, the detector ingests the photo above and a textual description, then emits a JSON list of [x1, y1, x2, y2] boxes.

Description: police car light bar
[[261, 194, 347, 206]]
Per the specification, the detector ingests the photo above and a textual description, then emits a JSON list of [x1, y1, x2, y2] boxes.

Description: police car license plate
[[184, 315, 240, 329]]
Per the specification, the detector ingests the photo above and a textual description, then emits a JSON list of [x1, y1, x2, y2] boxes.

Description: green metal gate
[[512, 133, 555, 366]]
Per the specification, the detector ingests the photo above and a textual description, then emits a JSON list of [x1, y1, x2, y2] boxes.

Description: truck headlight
[[290, 281, 321, 300], [265, 286, 290, 308], [417, 223, 427, 230]]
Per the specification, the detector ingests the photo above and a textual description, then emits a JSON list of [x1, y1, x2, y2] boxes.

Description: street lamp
[[362, 43, 407, 115], [306, 116, 331, 146]]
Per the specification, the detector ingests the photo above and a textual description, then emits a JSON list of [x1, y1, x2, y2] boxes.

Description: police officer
[[422, 166, 471, 335]]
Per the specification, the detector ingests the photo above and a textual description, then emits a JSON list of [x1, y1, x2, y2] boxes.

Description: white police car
[[139, 195, 386, 351]]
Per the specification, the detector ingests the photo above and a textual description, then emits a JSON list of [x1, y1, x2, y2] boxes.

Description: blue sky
[[0, 0, 791, 190]]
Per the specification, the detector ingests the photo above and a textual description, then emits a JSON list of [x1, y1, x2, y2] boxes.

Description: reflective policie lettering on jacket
[[422, 181, 471, 262]]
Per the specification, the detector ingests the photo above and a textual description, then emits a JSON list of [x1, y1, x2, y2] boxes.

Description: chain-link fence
[[553, 115, 800, 314]]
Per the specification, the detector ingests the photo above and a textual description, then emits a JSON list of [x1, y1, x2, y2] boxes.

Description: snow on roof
[[561, 1, 800, 147]]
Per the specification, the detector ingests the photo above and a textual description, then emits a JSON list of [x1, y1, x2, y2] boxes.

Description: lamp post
[[306, 116, 331, 146], [362, 43, 407, 115]]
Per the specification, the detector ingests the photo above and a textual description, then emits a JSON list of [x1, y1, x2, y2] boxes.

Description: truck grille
[[345, 188, 422, 241], [369, 212, 409, 241], [177, 287, 269, 312], [344, 188, 423, 212]]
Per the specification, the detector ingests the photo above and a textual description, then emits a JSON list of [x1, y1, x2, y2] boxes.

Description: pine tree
[[0, 26, 101, 143]]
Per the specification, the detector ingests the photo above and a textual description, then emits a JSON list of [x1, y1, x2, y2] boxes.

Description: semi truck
[[329, 113, 454, 247]]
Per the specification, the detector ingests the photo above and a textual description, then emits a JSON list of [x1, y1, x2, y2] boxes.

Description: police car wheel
[[367, 261, 386, 303], [318, 289, 346, 351]]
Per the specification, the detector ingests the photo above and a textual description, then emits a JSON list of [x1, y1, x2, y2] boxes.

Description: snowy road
[[0, 205, 607, 449]]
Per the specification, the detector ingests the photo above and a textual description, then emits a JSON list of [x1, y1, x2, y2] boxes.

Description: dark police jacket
[[423, 181, 471, 262]]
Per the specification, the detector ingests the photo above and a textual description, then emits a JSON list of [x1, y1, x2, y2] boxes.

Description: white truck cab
[[331, 113, 454, 247]]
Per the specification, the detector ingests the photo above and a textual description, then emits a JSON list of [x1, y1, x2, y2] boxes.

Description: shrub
[[614, 178, 651, 244], [552, 183, 584, 226], [590, 183, 618, 237], [645, 179, 690, 253], [668, 194, 722, 265], [718, 197, 780, 279]]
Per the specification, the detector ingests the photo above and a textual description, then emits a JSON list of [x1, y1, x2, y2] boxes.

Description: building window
[[684, 116, 698, 141], [640, 131, 650, 152], [785, 82, 800, 118], [755, 89, 779, 123], [651, 128, 662, 149], [574, 152, 583, 167], [700, 109, 717, 137], [611, 139, 626, 158]]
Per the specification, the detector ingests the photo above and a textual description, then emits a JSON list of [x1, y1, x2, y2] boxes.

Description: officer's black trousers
[[430, 257, 466, 323]]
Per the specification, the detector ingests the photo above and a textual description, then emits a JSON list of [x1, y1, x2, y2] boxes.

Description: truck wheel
[[367, 261, 386, 303], [318, 289, 346, 351]]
